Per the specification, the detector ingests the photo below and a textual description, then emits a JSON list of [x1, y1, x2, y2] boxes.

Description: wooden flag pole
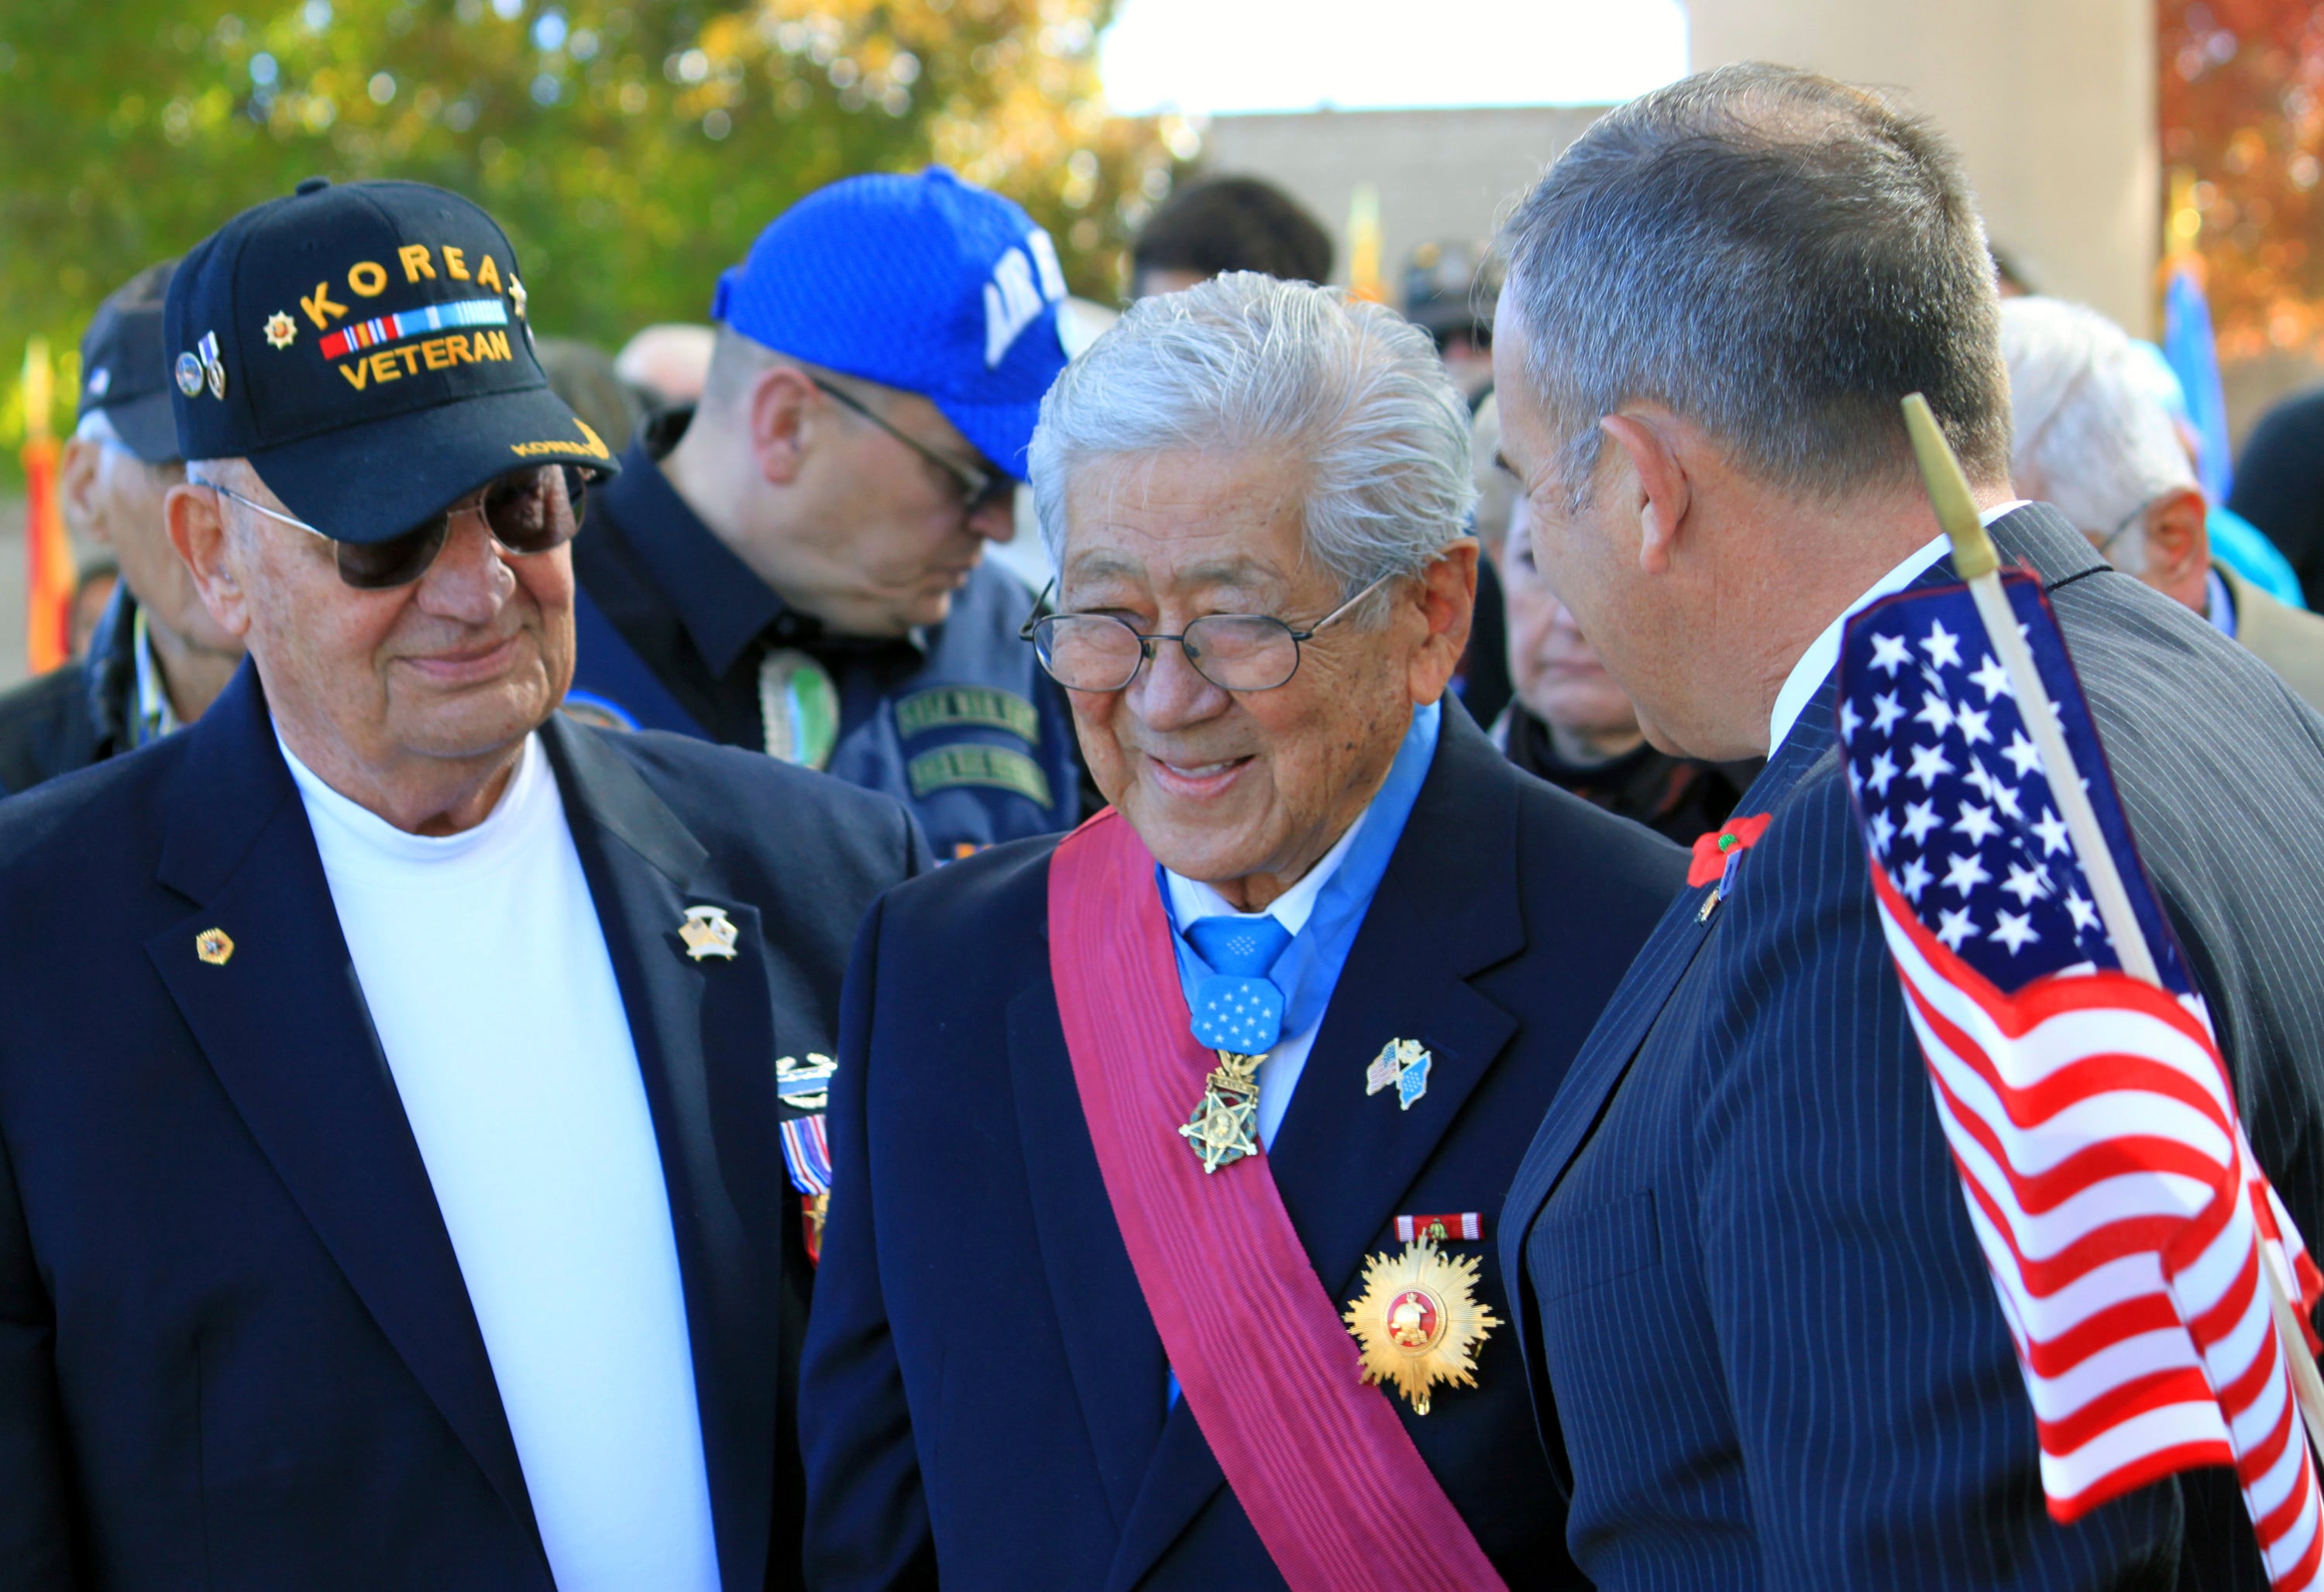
[[1899, 393, 2324, 1453]]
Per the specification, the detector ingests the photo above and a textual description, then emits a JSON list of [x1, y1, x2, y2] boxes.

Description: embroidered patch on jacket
[[906, 744, 1052, 806], [893, 686, 1040, 744]]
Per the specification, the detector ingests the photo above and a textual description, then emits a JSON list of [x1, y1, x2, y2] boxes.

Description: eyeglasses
[[1020, 573, 1394, 694], [198, 463, 595, 590], [810, 377, 1013, 517], [2089, 495, 2154, 562]]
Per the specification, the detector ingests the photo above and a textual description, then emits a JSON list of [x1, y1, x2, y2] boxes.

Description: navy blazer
[[0, 664, 927, 1590], [799, 703, 1690, 1590], [1500, 506, 2324, 1590]]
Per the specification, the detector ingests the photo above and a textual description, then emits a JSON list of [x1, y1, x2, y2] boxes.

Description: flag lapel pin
[[1367, 1037, 1433, 1109], [679, 904, 739, 961]]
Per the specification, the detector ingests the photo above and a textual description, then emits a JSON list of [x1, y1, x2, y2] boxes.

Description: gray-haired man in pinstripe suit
[[1492, 62, 2324, 1590]]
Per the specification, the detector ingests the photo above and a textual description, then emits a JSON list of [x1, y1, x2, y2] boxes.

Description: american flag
[[1837, 567, 2324, 1586]]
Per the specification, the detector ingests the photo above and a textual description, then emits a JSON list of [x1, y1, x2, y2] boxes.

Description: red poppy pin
[[1690, 813, 1772, 923]]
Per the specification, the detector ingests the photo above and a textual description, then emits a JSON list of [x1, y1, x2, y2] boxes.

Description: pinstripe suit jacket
[[1498, 505, 2324, 1590]]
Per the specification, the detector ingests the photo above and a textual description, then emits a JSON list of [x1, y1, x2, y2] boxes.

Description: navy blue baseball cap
[[165, 177, 616, 545], [79, 260, 182, 464], [710, 168, 1069, 480]]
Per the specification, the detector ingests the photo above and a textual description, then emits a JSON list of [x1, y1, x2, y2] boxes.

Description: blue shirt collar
[[1161, 697, 1442, 1043]]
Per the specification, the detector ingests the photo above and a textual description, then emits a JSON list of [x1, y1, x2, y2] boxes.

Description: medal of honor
[[1342, 1240, 1500, 1415], [1179, 1049, 1263, 1174]]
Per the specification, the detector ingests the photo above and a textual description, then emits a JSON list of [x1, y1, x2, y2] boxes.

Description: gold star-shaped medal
[[194, 927, 235, 966], [1179, 1050, 1262, 1174], [1343, 1240, 1500, 1415], [263, 311, 297, 349]]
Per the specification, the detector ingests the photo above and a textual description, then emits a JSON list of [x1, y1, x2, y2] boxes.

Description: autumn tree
[[2159, 0, 2324, 359], [0, 0, 1186, 462]]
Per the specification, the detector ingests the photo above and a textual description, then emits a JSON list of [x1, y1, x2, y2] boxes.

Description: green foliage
[[0, 0, 1184, 466]]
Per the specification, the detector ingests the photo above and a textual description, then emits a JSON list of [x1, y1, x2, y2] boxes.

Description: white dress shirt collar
[[1163, 799, 1368, 937], [1765, 500, 2030, 755]]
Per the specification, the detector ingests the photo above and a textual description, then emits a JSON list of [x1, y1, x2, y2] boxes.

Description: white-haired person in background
[[2001, 294, 2324, 712], [797, 273, 1686, 1590]]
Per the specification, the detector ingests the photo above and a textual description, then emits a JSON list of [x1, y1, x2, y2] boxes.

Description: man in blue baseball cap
[[569, 168, 1085, 859], [0, 177, 927, 1590]]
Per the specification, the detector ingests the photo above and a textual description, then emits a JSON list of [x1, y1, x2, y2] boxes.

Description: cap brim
[[246, 382, 619, 545], [935, 394, 1044, 484], [105, 390, 183, 464]]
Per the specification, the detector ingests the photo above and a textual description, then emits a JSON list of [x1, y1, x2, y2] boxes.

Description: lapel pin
[[775, 1052, 837, 1112], [1367, 1038, 1432, 1109], [194, 927, 235, 966], [678, 904, 739, 961], [1690, 813, 1774, 923]]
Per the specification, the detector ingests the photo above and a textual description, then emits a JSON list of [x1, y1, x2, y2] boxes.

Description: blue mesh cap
[[710, 169, 1070, 481]]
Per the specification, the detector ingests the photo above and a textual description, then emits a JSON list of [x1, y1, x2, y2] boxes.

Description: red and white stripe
[[1871, 865, 2324, 1587]]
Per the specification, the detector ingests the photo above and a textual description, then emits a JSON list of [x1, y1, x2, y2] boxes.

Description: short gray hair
[[1497, 62, 2012, 508], [1029, 273, 1476, 610], [1999, 296, 2196, 574]]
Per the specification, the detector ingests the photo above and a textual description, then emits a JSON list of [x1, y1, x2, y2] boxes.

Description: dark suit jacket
[[799, 704, 1690, 1590], [1500, 506, 2324, 1590], [0, 662, 928, 1590]]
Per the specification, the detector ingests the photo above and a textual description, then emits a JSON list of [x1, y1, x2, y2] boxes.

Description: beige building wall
[[1197, 105, 1607, 298], [1687, 0, 2160, 335]]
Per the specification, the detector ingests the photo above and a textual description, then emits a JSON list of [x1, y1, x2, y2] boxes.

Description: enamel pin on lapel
[[194, 927, 234, 966], [1367, 1037, 1432, 1110], [678, 905, 739, 961]]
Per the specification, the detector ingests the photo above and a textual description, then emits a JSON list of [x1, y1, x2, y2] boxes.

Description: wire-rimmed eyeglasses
[[810, 377, 1013, 517], [2089, 495, 2156, 562], [1019, 573, 1394, 693]]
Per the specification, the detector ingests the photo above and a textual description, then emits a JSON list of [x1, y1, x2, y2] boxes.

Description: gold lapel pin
[[678, 904, 740, 962], [194, 927, 235, 966]]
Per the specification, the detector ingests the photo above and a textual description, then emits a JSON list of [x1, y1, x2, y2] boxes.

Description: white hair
[[1999, 296, 2198, 575], [1028, 273, 1477, 616]]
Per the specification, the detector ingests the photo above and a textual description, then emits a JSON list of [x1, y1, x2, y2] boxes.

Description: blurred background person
[[2116, 335, 2306, 608], [2003, 294, 2324, 713], [569, 170, 1084, 857], [1126, 174, 1333, 298], [614, 321, 717, 414], [535, 335, 645, 456], [0, 260, 244, 796], [1404, 239, 1501, 402], [2227, 376, 2324, 613], [67, 556, 118, 661], [1494, 490, 1752, 842], [1455, 393, 1514, 726]]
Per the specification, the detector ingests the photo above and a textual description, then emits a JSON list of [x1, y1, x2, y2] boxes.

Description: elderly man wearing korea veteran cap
[[566, 169, 1084, 861], [0, 178, 927, 1590]]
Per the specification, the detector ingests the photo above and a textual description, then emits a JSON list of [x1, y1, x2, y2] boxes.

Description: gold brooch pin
[[194, 927, 235, 966], [1343, 1240, 1500, 1415], [678, 904, 739, 961]]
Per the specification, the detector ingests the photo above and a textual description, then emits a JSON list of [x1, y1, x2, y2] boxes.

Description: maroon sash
[[1047, 810, 1506, 1591]]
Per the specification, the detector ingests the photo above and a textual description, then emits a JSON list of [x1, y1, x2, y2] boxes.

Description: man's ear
[[1406, 537, 1480, 707], [60, 437, 106, 545], [164, 481, 254, 641], [746, 364, 820, 489], [1598, 412, 1692, 576], [2141, 486, 2210, 591]]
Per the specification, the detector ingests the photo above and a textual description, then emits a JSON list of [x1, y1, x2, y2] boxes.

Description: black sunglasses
[[202, 463, 596, 590], [809, 377, 1015, 516]]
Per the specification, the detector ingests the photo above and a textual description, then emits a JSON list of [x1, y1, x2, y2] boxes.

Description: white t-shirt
[[281, 730, 720, 1592]]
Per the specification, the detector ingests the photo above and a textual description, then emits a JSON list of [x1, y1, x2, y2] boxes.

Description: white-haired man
[[799, 273, 1686, 1590], [0, 180, 926, 1590], [2002, 294, 2324, 712]]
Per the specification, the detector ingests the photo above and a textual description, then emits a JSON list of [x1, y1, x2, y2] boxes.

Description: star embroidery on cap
[[263, 311, 297, 349], [507, 276, 528, 319]]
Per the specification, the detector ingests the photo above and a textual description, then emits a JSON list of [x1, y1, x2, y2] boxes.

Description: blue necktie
[[1184, 915, 1293, 1054]]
